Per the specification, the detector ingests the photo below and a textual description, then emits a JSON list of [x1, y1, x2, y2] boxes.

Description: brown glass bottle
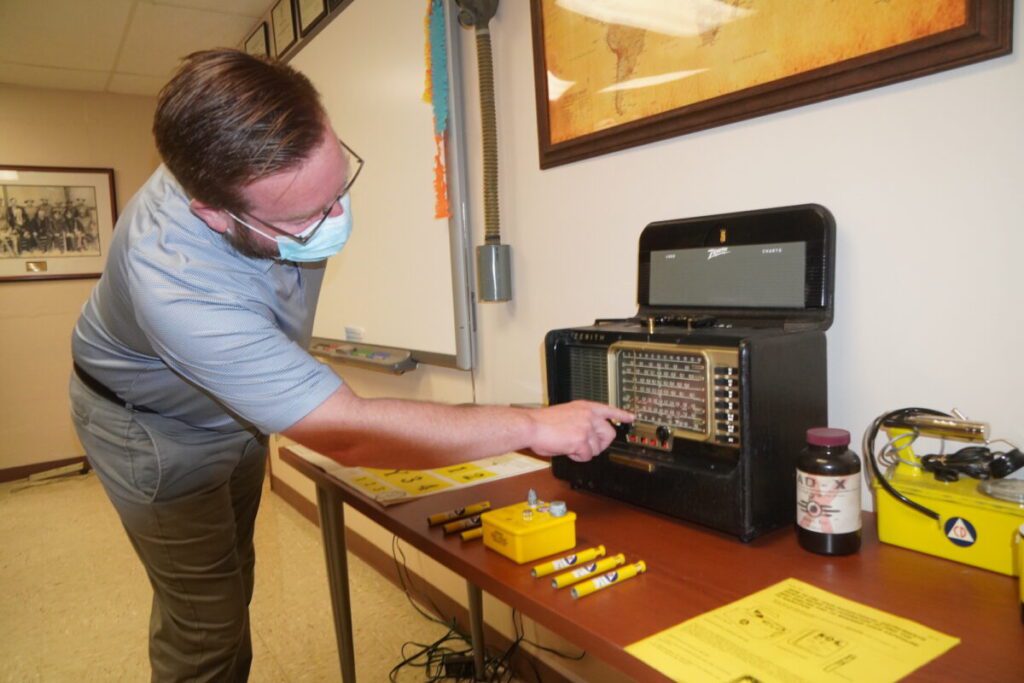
[[796, 427, 862, 555]]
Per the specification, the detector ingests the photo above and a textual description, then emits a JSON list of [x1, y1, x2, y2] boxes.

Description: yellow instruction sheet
[[625, 578, 958, 683], [284, 443, 547, 506]]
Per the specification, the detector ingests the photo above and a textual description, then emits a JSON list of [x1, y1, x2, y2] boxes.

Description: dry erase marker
[[427, 501, 490, 526], [461, 527, 483, 541], [443, 515, 482, 535], [570, 561, 646, 599], [551, 553, 625, 589], [531, 545, 606, 577]]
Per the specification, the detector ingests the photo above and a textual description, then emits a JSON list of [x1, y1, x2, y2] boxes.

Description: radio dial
[[656, 425, 671, 442]]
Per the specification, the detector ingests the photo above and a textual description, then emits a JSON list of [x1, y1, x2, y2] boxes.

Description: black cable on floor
[[391, 535, 456, 628], [389, 535, 515, 681], [513, 609, 586, 662], [387, 538, 591, 681]]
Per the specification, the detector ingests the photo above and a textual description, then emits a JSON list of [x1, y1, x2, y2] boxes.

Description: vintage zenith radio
[[546, 204, 836, 541]]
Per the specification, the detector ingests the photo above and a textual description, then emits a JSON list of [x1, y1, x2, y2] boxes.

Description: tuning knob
[[614, 421, 632, 441], [656, 425, 671, 442]]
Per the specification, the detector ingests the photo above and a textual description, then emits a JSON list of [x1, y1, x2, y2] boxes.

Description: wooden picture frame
[[271, 0, 297, 57], [297, 0, 328, 37], [530, 0, 1013, 168], [0, 165, 117, 282], [244, 21, 270, 58]]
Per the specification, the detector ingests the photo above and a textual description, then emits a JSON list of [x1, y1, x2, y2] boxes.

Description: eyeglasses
[[228, 138, 364, 245]]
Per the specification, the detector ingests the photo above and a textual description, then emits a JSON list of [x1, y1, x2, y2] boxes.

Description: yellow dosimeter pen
[[443, 515, 481, 535], [427, 501, 491, 526], [551, 553, 625, 589], [531, 545, 606, 577], [570, 561, 646, 599]]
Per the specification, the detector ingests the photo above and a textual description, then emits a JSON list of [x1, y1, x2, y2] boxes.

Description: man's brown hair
[[154, 49, 325, 212]]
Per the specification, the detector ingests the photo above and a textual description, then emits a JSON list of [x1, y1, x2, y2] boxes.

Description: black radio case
[[545, 204, 836, 541]]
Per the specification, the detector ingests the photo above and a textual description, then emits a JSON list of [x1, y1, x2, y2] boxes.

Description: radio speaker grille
[[568, 347, 608, 403]]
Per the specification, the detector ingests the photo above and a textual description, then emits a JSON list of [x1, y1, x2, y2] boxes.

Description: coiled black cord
[[863, 407, 949, 521], [864, 407, 1024, 520], [921, 445, 1024, 482]]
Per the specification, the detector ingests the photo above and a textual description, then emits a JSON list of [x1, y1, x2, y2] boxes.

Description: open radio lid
[[636, 204, 835, 331]]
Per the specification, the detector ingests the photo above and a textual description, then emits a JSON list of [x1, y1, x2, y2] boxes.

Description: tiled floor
[[0, 469, 474, 682]]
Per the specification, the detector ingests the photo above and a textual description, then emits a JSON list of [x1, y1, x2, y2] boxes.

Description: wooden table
[[280, 447, 1023, 682]]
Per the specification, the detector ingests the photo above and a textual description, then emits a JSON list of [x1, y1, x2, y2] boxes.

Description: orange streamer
[[433, 134, 450, 219]]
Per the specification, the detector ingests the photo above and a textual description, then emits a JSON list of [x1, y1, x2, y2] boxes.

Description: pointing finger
[[592, 404, 634, 423]]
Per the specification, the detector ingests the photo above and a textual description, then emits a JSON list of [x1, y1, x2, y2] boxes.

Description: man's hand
[[526, 401, 634, 462]]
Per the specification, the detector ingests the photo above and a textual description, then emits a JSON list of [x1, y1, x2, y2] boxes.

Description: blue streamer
[[428, 0, 449, 136]]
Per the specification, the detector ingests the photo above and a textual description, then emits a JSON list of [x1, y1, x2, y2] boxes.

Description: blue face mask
[[276, 193, 353, 262]]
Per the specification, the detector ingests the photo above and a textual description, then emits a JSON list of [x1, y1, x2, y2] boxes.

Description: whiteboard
[[289, 0, 474, 369]]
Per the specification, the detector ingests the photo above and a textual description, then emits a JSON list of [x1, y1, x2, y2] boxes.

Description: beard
[[223, 218, 280, 260]]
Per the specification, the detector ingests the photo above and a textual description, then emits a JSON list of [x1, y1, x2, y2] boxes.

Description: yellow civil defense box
[[481, 500, 576, 564], [875, 465, 1024, 576]]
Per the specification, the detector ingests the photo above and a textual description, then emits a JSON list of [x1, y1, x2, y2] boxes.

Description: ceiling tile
[[117, 2, 259, 78], [0, 0, 136, 71], [107, 72, 170, 97], [0, 61, 110, 92]]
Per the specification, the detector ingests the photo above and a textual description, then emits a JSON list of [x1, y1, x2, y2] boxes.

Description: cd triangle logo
[[944, 517, 977, 547]]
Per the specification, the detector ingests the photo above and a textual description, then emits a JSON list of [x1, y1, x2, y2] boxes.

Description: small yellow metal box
[[481, 500, 576, 564], [876, 461, 1024, 576]]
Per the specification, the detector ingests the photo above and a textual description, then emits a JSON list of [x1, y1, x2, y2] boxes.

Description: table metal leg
[[467, 581, 486, 680], [317, 483, 357, 682]]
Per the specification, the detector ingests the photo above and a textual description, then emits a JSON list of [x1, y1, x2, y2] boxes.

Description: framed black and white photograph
[[297, 0, 327, 37], [0, 166, 116, 282], [271, 0, 297, 57], [244, 21, 269, 58]]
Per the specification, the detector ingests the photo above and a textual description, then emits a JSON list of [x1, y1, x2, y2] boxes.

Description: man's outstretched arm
[[283, 383, 633, 470]]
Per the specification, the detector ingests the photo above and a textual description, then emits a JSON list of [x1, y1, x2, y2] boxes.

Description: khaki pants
[[70, 374, 267, 682]]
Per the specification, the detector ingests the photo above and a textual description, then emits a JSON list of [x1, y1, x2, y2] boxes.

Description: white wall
[[467, 1, 1024, 453], [280, 2, 1023, 678], [334, 1, 1024, 489]]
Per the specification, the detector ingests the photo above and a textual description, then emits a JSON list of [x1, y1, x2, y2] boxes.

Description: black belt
[[73, 362, 156, 414]]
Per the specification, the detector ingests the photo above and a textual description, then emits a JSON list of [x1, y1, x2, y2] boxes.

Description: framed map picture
[[530, 0, 1013, 168], [0, 166, 117, 282]]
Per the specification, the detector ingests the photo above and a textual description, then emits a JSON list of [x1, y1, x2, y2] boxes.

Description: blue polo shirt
[[72, 165, 343, 434]]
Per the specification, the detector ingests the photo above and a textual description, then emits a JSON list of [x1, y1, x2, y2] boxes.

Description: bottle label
[[796, 471, 861, 534]]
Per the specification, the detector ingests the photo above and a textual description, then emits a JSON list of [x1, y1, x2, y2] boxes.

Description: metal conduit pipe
[[456, 0, 510, 302]]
